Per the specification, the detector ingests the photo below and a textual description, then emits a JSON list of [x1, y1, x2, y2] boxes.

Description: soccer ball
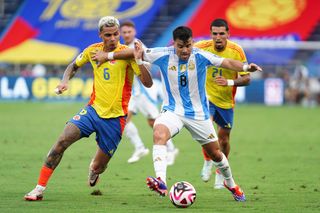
[[169, 181, 196, 208]]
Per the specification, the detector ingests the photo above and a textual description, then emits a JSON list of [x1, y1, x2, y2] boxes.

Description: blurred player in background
[[195, 18, 250, 189], [24, 16, 152, 201], [120, 20, 179, 165]]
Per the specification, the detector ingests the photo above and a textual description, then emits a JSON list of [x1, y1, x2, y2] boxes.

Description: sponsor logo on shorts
[[79, 109, 87, 115], [207, 133, 215, 139], [224, 123, 232, 128], [73, 115, 80, 120], [109, 149, 114, 155], [154, 157, 162, 162]]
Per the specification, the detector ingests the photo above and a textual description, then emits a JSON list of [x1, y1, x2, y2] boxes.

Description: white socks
[[212, 153, 236, 188], [124, 121, 145, 150], [166, 139, 175, 152], [36, 184, 46, 191], [153, 145, 167, 183]]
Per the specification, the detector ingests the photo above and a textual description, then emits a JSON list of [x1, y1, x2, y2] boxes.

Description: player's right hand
[[54, 83, 68, 95], [248, 63, 263, 72]]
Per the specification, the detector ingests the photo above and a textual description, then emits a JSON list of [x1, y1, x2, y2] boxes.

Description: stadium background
[[1, 0, 320, 106]]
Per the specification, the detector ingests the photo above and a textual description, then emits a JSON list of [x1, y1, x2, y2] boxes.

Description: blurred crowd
[[256, 61, 320, 107], [0, 63, 93, 78], [0, 62, 320, 107]]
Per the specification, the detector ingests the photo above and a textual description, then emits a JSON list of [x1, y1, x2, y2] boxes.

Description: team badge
[[188, 61, 195, 70], [180, 64, 187, 72], [73, 115, 80, 120]]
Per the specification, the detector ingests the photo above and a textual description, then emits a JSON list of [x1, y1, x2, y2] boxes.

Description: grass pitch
[[0, 102, 319, 212]]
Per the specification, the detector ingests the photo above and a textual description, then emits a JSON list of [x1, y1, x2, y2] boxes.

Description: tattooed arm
[[54, 62, 79, 94]]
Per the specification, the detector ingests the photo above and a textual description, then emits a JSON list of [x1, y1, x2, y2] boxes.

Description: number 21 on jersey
[[212, 67, 222, 78]]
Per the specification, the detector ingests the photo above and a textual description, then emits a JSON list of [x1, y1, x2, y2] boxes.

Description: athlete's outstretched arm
[[55, 61, 79, 94], [92, 49, 134, 67], [221, 58, 262, 72]]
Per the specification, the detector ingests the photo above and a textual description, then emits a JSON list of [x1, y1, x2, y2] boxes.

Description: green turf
[[0, 102, 319, 212]]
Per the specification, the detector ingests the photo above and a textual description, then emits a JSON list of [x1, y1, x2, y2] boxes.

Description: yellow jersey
[[195, 39, 248, 109], [75, 43, 140, 118]]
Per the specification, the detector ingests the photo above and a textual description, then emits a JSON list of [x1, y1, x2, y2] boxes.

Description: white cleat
[[200, 160, 213, 182], [214, 170, 225, 189], [167, 148, 179, 166], [24, 185, 45, 201], [127, 147, 149, 163]]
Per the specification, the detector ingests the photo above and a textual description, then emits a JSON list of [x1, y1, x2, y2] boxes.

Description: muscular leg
[[34, 123, 81, 189], [89, 147, 111, 175], [87, 146, 111, 186], [151, 118, 177, 166], [152, 124, 171, 183], [45, 123, 81, 169], [217, 126, 231, 158], [202, 142, 236, 188]]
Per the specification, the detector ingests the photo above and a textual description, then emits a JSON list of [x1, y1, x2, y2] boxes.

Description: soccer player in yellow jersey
[[24, 16, 153, 201], [194, 19, 251, 189]]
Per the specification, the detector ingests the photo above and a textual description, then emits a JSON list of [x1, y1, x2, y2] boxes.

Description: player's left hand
[[247, 63, 263, 72], [91, 50, 108, 67], [215, 75, 228, 86]]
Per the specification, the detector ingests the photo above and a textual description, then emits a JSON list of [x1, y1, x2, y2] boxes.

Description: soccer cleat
[[224, 181, 246, 202], [146, 176, 168, 197], [24, 185, 45, 201], [127, 147, 149, 163], [214, 169, 225, 189], [88, 170, 100, 187], [200, 160, 213, 182], [167, 148, 179, 166]]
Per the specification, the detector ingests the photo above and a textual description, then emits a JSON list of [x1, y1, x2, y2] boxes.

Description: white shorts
[[128, 94, 159, 119], [154, 110, 218, 145]]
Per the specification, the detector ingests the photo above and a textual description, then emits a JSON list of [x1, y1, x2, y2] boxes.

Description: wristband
[[243, 64, 249, 71], [107, 52, 114, 60], [227, 79, 235, 86], [136, 58, 143, 65]]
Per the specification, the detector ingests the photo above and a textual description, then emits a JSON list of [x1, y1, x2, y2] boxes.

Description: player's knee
[[153, 129, 168, 145]]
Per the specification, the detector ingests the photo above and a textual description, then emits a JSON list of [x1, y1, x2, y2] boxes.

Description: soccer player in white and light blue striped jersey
[[142, 26, 262, 201]]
